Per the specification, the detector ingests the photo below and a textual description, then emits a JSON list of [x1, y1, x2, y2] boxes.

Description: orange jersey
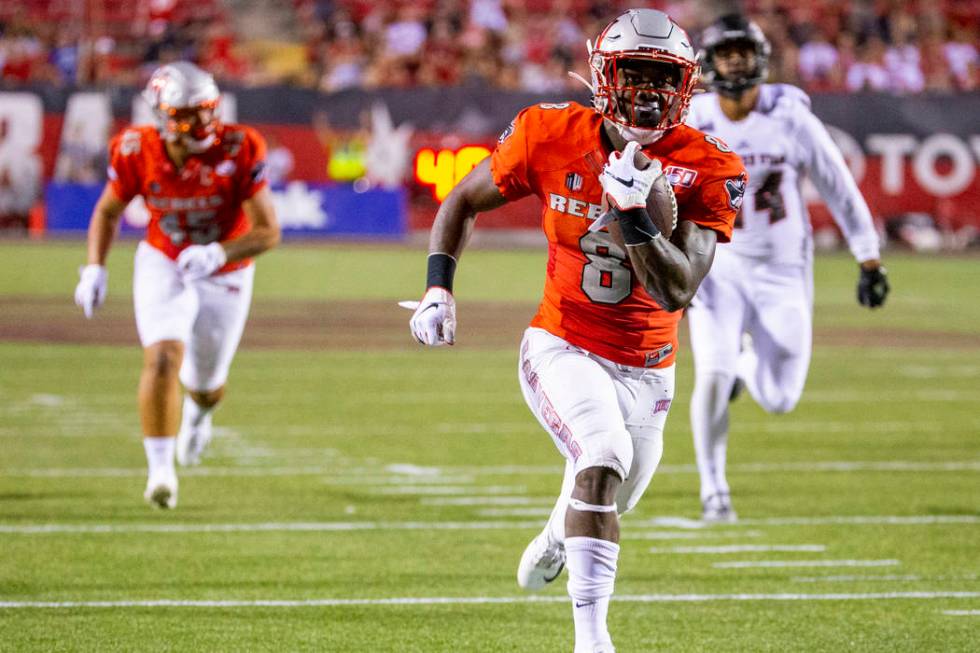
[[108, 123, 268, 273], [491, 102, 745, 368]]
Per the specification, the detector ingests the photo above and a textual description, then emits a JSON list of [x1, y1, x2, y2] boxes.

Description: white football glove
[[176, 242, 227, 280], [599, 140, 663, 211], [74, 264, 108, 319], [399, 287, 456, 346]]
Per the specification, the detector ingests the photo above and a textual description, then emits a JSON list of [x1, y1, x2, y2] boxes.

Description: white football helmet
[[586, 9, 700, 140], [143, 61, 221, 152]]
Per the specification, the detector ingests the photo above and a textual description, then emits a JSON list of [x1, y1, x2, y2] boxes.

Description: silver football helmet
[[587, 9, 700, 139], [143, 61, 221, 152]]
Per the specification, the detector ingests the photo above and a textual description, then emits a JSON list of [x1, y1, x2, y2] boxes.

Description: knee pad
[[577, 429, 633, 482]]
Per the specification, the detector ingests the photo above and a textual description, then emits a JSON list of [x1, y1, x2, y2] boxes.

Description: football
[[634, 148, 678, 239]]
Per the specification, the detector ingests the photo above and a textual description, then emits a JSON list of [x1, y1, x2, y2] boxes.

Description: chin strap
[[567, 70, 595, 93]]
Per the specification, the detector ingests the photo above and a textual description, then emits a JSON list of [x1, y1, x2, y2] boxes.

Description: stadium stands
[[1, 0, 976, 92]]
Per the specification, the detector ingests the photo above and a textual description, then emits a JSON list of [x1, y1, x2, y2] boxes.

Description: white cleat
[[701, 492, 737, 524], [176, 415, 213, 467], [144, 469, 178, 509], [576, 644, 615, 653], [517, 530, 565, 591]]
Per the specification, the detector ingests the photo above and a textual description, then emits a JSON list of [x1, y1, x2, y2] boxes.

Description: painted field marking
[[371, 485, 526, 495], [421, 497, 552, 506], [1, 591, 978, 610], [5, 459, 977, 477], [714, 559, 900, 569], [624, 530, 764, 541], [0, 520, 544, 535], [792, 574, 922, 583], [736, 516, 979, 526], [650, 544, 825, 554], [476, 508, 553, 517], [943, 610, 980, 616], [792, 574, 979, 583]]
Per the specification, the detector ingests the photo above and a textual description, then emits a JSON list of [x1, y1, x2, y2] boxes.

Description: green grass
[[0, 241, 978, 652]]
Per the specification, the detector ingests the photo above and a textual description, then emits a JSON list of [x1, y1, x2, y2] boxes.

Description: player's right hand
[[74, 264, 108, 319], [600, 141, 661, 211], [399, 287, 456, 346]]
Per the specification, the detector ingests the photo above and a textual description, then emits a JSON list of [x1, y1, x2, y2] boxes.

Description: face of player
[[609, 58, 682, 129], [712, 39, 758, 81], [165, 104, 217, 147]]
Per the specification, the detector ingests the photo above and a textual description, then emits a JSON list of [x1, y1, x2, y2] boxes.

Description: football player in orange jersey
[[405, 9, 746, 652], [73, 62, 280, 509]]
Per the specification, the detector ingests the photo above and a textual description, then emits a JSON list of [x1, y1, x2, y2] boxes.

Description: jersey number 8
[[579, 230, 632, 304]]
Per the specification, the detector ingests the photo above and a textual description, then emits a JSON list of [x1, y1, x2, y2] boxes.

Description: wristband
[[611, 206, 661, 246], [426, 252, 457, 292]]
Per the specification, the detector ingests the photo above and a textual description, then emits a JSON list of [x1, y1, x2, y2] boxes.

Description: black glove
[[857, 266, 889, 308]]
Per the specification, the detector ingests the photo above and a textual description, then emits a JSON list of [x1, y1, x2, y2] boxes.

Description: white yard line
[[792, 574, 923, 583], [371, 486, 526, 496], [5, 459, 976, 477], [0, 520, 544, 535], [1, 515, 973, 535], [476, 508, 554, 517], [421, 497, 552, 506], [736, 516, 980, 526], [624, 530, 764, 541], [1, 591, 977, 609], [714, 560, 900, 569], [942, 610, 980, 616], [650, 544, 825, 554]]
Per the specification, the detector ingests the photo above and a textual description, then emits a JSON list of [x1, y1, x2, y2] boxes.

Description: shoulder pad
[[757, 84, 811, 122], [116, 129, 143, 156]]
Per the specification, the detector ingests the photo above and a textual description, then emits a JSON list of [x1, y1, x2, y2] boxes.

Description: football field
[[0, 241, 978, 652]]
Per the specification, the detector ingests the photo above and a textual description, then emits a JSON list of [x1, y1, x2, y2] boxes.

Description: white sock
[[690, 371, 733, 501], [182, 395, 214, 430], [143, 436, 176, 475], [566, 536, 619, 651]]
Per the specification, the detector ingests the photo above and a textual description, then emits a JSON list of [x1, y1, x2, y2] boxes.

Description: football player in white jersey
[[684, 14, 890, 522]]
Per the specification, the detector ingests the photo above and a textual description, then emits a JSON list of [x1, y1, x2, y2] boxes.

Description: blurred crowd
[[0, 0, 977, 93]]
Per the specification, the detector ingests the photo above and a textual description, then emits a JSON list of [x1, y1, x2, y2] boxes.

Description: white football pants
[[518, 327, 674, 542], [133, 241, 254, 393], [686, 246, 813, 500]]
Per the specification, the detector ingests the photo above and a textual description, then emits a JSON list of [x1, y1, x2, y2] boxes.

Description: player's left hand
[[177, 243, 227, 280], [399, 287, 456, 346], [599, 141, 662, 211], [857, 263, 889, 308]]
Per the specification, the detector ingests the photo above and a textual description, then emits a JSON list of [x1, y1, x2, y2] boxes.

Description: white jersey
[[687, 84, 880, 264]]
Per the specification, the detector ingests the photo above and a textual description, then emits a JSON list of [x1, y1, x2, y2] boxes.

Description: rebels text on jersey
[[491, 102, 745, 368], [108, 123, 268, 274]]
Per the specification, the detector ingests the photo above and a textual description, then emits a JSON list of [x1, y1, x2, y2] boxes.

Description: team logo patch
[[725, 173, 747, 210], [565, 172, 583, 191], [498, 120, 515, 144], [216, 160, 236, 176], [653, 399, 672, 415], [664, 165, 697, 188]]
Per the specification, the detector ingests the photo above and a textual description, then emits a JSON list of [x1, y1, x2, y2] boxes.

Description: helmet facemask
[[158, 100, 220, 152], [591, 51, 699, 132]]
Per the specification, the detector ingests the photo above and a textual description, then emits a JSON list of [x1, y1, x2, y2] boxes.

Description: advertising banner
[[44, 182, 406, 239]]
